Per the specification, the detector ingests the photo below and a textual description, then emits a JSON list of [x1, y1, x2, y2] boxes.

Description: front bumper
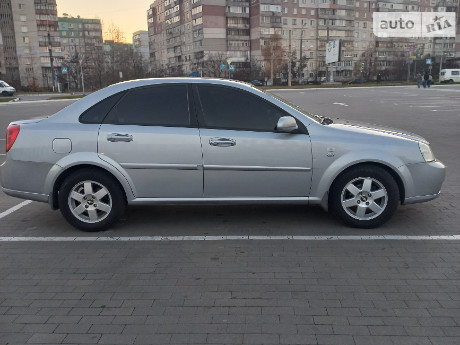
[[401, 160, 446, 205]]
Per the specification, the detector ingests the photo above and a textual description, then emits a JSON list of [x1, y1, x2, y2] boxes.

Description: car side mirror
[[276, 116, 298, 133]]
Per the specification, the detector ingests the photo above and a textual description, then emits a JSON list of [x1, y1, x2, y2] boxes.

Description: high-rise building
[[133, 30, 150, 69], [147, 0, 459, 82], [0, 0, 63, 89], [57, 15, 103, 89], [147, 0, 260, 77], [0, 32, 6, 78], [58, 16, 103, 63]]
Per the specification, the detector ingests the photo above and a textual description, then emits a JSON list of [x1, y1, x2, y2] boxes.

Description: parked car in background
[[348, 78, 365, 85], [249, 80, 264, 86], [1, 78, 445, 232], [0, 81, 16, 96], [440, 69, 460, 83]]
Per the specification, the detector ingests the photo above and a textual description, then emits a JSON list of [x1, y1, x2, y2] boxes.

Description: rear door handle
[[209, 137, 236, 147], [107, 133, 133, 142]]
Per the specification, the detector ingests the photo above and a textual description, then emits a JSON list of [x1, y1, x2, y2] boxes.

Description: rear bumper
[[2, 187, 49, 203]]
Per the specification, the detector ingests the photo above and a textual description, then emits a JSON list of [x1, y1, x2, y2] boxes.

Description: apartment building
[[148, 0, 459, 82], [0, 0, 63, 89], [133, 30, 150, 64], [58, 16, 103, 63], [0, 32, 5, 77], [148, 0, 262, 76]]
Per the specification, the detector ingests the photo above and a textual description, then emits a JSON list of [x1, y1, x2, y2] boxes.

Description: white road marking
[[0, 99, 76, 106], [0, 200, 33, 219], [0, 235, 459, 242], [333, 102, 349, 107]]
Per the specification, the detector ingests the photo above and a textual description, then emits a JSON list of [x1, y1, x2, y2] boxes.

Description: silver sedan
[[1, 78, 446, 231]]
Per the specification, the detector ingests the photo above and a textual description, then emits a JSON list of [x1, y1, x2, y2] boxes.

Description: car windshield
[[264, 90, 326, 124], [0, 82, 8, 87]]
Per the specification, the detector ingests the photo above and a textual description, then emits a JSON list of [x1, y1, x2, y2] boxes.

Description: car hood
[[331, 119, 428, 144]]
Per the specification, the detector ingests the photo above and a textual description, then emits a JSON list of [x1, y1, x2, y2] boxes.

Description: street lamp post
[[48, 32, 56, 92]]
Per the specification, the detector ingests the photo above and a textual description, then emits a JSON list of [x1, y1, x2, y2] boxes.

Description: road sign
[[220, 64, 226, 70], [426, 59, 432, 65], [229, 65, 235, 71], [61, 67, 68, 74]]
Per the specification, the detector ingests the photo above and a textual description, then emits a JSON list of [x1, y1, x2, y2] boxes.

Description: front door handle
[[107, 133, 133, 142], [209, 137, 236, 147]]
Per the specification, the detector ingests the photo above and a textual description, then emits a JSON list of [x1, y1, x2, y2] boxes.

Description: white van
[[0, 80, 16, 96], [440, 69, 460, 83]]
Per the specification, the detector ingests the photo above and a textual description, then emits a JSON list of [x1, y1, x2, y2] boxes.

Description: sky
[[56, 0, 152, 42]]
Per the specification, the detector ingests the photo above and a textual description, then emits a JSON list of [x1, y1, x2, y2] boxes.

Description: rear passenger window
[[452, 71, 459, 76], [79, 92, 125, 124], [103, 84, 190, 127]]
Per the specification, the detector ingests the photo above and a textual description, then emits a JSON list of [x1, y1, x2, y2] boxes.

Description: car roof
[[46, 78, 261, 123]]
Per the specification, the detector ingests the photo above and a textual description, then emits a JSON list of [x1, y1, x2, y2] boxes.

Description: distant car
[[0, 81, 16, 96], [249, 80, 264, 86], [440, 69, 460, 83], [1, 78, 445, 232], [348, 78, 365, 84]]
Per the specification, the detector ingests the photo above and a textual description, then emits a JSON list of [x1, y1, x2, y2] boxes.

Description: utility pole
[[270, 44, 274, 86], [80, 59, 85, 94], [439, 53, 443, 82], [407, 58, 410, 81], [48, 32, 56, 92], [326, 26, 330, 83], [300, 28, 303, 84], [288, 30, 292, 87]]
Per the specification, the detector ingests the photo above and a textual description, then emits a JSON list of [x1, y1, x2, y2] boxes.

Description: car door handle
[[107, 133, 133, 142], [209, 137, 236, 147]]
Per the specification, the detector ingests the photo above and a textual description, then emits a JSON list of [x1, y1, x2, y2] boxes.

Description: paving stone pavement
[[0, 240, 459, 345]]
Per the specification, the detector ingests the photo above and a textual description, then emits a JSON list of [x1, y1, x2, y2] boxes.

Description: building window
[[21, 26, 28, 33]]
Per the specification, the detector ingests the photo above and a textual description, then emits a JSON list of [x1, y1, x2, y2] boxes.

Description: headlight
[[419, 142, 435, 162]]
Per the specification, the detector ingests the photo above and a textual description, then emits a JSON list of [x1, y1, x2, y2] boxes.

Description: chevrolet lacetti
[[0, 78, 446, 231]]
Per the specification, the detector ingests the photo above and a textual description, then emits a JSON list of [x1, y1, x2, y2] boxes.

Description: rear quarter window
[[79, 92, 125, 124]]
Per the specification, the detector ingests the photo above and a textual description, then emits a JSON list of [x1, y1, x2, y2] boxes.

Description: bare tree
[[203, 53, 227, 78], [261, 34, 286, 85], [106, 22, 125, 43]]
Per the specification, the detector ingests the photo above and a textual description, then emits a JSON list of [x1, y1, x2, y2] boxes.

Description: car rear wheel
[[329, 165, 399, 228], [58, 169, 126, 232]]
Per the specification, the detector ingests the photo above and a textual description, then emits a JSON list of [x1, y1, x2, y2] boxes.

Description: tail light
[[6, 124, 20, 153]]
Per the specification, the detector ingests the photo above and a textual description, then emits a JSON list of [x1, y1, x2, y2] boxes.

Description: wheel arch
[[318, 161, 406, 211], [50, 164, 130, 210], [332, 162, 405, 201]]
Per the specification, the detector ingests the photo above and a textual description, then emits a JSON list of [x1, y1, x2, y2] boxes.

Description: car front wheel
[[58, 169, 126, 232], [330, 165, 400, 228]]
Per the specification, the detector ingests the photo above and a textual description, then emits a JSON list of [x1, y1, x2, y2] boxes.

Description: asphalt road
[[0, 85, 459, 345]]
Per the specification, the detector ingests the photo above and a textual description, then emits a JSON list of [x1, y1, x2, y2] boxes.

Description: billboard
[[326, 40, 341, 64]]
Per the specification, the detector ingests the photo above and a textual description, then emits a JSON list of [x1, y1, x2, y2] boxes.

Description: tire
[[58, 169, 126, 232], [329, 165, 399, 229], [1, 91, 8, 96]]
